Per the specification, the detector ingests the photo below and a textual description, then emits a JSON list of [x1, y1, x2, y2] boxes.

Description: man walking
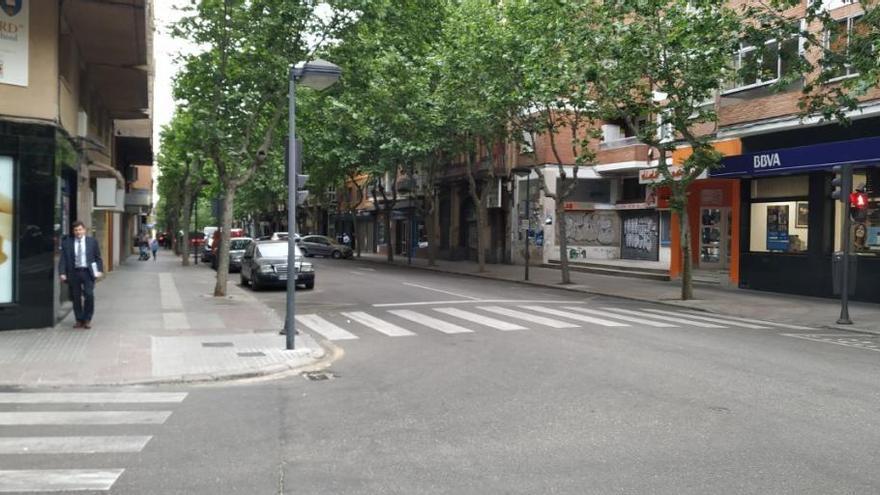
[[59, 221, 103, 329]]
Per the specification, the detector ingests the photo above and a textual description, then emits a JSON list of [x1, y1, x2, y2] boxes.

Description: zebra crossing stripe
[[433, 308, 526, 331], [563, 307, 677, 328], [0, 469, 124, 493], [0, 411, 172, 426], [0, 393, 187, 404], [521, 306, 630, 327], [296, 314, 359, 341], [341, 312, 415, 337], [638, 308, 770, 329], [388, 310, 473, 334], [477, 306, 579, 328], [599, 308, 726, 328], [676, 309, 815, 330], [0, 436, 152, 455]]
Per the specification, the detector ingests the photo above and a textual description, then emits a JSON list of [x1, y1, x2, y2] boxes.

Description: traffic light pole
[[283, 75, 298, 349], [838, 165, 853, 325]]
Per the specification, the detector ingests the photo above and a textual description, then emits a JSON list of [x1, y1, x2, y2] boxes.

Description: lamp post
[[512, 166, 532, 281], [284, 59, 342, 350]]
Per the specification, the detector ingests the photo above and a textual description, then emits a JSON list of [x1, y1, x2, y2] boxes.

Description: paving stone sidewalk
[[357, 253, 880, 335], [0, 251, 325, 387]]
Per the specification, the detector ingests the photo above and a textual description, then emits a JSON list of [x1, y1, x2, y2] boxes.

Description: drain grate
[[303, 371, 338, 381], [202, 342, 234, 348], [237, 351, 266, 357]]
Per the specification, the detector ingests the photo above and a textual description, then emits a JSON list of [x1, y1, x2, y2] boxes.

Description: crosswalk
[[294, 303, 811, 342], [0, 391, 187, 493]]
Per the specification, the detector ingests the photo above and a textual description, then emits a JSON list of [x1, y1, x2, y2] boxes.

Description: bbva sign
[[753, 153, 782, 169]]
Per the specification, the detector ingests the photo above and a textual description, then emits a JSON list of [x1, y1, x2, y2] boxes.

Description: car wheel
[[302, 249, 312, 257], [304, 281, 314, 290], [251, 277, 262, 291], [240, 272, 248, 286], [331, 250, 342, 259]]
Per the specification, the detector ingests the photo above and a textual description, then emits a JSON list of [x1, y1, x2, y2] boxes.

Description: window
[[660, 210, 672, 247], [725, 35, 800, 92], [620, 177, 647, 203], [749, 176, 809, 253], [826, 15, 866, 80], [560, 179, 612, 204], [834, 167, 880, 254]]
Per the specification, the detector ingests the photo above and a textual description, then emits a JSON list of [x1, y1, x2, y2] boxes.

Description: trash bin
[[832, 252, 857, 296]]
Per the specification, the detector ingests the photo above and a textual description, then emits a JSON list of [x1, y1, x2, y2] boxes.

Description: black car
[[239, 240, 314, 290]]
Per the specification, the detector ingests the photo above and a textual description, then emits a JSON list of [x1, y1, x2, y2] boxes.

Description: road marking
[[0, 411, 172, 426], [0, 393, 187, 404], [402, 283, 481, 300], [388, 310, 473, 334], [478, 306, 579, 328], [638, 308, 770, 329], [373, 299, 575, 308], [521, 306, 630, 327], [162, 312, 191, 330], [356, 267, 376, 272], [782, 333, 880, 353], [341, 312, 415, 337], [677, 310, 815, 330], [599, 308, 726, 328], [563, 307, 677, 328], [0, 469, 124, 493], [158, 273, 182, 310], [433, 308, 526, 331], [296, 314, 359, 341], [0, 436, 152, 455]]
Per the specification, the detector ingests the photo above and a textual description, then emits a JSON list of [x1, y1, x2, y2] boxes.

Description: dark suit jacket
[[59, 236, 104, 281]]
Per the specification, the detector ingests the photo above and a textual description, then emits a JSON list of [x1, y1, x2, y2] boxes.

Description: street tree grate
[[237, 351, 266, 357], [202, 342, 234, 348]]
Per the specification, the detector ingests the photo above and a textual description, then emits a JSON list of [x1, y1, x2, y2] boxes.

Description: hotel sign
[[0, 0, 28, 87]]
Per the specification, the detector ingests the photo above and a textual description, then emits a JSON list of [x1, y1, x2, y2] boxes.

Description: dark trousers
[[69, 268, 95, 322]]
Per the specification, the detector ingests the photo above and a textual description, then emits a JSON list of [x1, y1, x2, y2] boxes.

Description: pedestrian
[[150, 236, 159, 261], [58, 220, 103, 329]]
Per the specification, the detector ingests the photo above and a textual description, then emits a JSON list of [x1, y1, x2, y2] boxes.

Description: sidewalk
[[357, 253, 880, 335], [0, 252, 327, 387]]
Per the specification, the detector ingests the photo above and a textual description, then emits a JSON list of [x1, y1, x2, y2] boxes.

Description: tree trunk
[[679, 205, 694, 300], [475, 199, 488, 271], [384, 208, 393, 263], [556, 201, 571, 284], [427, 193, 438, 267], [213, 184, 237, 297], [180, 191, 194, 266]]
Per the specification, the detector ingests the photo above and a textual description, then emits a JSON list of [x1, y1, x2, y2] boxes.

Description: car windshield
[[258, 243, 301, 258], [230, 239, 251, 250]]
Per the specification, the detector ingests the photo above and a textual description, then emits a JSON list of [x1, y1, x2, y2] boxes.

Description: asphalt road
[[3, 256, 880, 494]]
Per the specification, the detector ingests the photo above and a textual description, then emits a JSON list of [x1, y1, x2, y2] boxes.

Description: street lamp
[[284, 59, 342, 350], [512, 166, 532, 281]]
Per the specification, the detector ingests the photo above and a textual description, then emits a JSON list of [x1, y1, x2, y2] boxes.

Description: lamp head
[[291, 59, 342, 91]]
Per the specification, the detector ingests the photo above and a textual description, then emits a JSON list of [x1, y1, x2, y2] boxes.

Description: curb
[[352, 257, 880, 335]]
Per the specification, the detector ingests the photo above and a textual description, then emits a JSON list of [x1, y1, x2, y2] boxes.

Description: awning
[[711, 136, 880, 178]]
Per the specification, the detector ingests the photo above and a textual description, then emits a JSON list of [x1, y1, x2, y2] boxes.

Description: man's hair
[[72, 221, 86, 230]]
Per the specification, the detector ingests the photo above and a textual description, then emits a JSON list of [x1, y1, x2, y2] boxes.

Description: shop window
[[749, 177, 809, 253], [559, 179, 612, 204], [620, 177, 647, 203], [659, 210, 672, 247], [834, 168, 880, 254]]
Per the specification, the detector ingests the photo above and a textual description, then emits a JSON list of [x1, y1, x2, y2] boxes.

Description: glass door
[[699, 207, 729, 269]]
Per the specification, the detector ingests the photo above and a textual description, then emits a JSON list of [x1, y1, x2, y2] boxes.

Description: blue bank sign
[[711, 136, 880, 177]]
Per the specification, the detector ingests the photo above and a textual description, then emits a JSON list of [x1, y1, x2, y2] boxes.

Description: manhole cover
[[202, 342, 234, 348], [237, 351, 266, 357], [303, 371, 338, 381]]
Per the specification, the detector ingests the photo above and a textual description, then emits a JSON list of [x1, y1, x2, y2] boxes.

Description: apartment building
[[0, 0, 154, 330]]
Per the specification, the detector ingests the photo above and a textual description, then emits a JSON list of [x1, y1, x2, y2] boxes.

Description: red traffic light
[[850, 191, 869, 209]]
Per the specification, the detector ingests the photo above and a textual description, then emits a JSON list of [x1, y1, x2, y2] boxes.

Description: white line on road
[[433, 308, 526, 331], [0, 469, 124, 493], [0, 436, 152, 455], [158, 273, 182, 311], [563, 307, 677, 328], [0, 411, 172, 426], [599, 308, 726, 328], [478, 306, 579, 329], [296, 314, 359, 340], [638, 308, 770, 329], [0, 393, 187, 404], [341, 312, 415, 337], [372, 299, 576, 308], [522, 306, 630, 327], [388, 310, 474, 334], [402, 283, 481, 300], [677, 310, 815, 330]]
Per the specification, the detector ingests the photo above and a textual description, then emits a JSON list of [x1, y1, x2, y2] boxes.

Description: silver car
[[299, 235, 353, 259]]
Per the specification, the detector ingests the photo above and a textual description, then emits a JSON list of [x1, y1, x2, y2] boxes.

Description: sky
[[152, 2, 191, 151]]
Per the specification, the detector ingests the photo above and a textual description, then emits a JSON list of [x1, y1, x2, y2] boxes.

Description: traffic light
[[850, 189, 869, 223], [284, 137, 309, 206], [831, 165, 849, 201]]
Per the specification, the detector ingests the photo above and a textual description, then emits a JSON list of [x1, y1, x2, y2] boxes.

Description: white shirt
[[75, 237, 87, 268]]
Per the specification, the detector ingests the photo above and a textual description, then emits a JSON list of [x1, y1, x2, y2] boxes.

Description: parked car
[[210, 228, 244, 260], [239, 240, 314, 290], [189, 232, 206, 250], [211, 237, 253, 272], [270, 232, 301, 243], [299, 235, 353, 259]]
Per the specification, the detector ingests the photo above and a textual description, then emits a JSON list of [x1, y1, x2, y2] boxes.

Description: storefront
[[711, 135, 880, 302]]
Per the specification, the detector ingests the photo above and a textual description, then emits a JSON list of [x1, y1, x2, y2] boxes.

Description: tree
[[173, 0, 354, 296]]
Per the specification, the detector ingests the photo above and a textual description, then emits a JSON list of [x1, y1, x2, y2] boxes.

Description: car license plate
[[278, 274, 287, 281]]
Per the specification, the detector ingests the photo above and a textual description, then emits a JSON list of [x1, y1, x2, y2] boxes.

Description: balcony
[[596, 137, 651, 171]]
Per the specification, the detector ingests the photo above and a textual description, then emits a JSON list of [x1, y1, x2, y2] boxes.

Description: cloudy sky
[[152, 2, 192, 150]]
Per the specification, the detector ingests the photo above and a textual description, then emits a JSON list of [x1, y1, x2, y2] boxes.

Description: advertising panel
[[0, 155, 12, 303], [0, 0, 29, 87]]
